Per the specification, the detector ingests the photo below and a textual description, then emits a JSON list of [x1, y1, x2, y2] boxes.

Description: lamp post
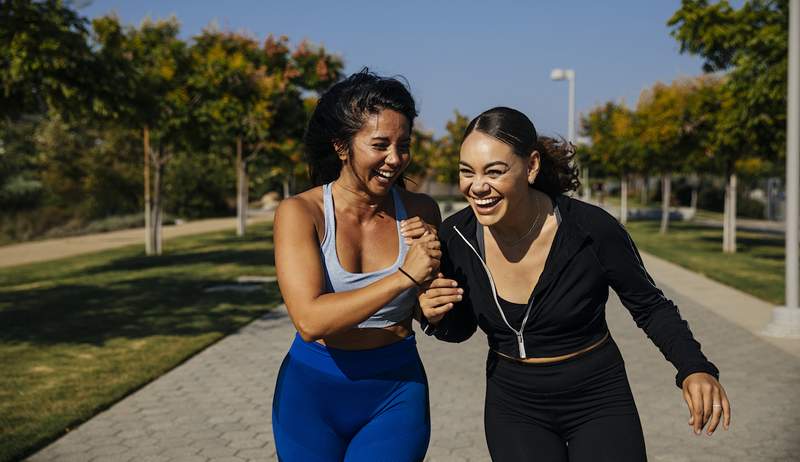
[[765, 0, 800, 337], [551, 68, 589, 200]]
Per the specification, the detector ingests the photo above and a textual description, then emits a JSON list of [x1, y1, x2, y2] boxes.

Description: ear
[[333, 141, 349, 162], [527, 150, 541, 184]]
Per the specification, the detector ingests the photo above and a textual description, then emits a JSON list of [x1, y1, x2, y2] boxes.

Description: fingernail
[[456, 295, 462, 300], [451, 282, 457, 287], [457, 288, 464, 294]]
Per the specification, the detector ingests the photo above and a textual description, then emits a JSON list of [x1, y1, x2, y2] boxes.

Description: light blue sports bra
[[320, 182, 417, 328]]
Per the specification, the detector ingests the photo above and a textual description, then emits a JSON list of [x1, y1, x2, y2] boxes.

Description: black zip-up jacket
[[423, 194, 719, 388]]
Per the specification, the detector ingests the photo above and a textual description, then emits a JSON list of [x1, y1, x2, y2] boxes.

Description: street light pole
[[551, 68, 589, 200], [765, 0, 800, 337]]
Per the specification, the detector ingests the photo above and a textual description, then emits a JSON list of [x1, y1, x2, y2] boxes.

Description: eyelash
[[372, 144, 410, 152], [459, 170, 503, 177]]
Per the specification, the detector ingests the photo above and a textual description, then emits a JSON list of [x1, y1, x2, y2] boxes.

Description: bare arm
[[275, 197, 439, 342]]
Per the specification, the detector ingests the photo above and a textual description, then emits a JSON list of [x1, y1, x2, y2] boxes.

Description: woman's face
[[458, 130, 538, 227], [339, 108, 411, 195]]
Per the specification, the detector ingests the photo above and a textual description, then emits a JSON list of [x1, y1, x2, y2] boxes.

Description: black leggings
[[484, 337, 647, 462]]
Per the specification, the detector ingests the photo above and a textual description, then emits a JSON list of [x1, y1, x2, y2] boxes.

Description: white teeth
[[376, 170, 394, 179], [475, 198, 500, 206]]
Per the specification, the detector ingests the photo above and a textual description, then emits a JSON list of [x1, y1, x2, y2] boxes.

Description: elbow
[[295, 319, 325, 342]]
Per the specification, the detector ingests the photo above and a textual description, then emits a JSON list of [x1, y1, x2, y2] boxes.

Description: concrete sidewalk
[[0, 214, 273, 269], [26, 248, 800, 462]]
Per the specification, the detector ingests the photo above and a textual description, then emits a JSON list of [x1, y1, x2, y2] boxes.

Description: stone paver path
[[28, 267, 800, 461]]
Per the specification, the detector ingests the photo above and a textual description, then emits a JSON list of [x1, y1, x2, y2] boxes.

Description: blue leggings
[[272, 333, 430, 461]]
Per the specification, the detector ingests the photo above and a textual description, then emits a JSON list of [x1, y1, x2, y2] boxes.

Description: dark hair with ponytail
[[463, 106, 580, 196], [304, 68, 418, 187]]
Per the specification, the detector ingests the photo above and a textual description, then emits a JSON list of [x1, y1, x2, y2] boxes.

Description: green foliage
[[429, 111, 469, 184], [580, 101, 643, 177], [407, 127, 437, 179], [635, 76, 719, 174], [0, 0, 346, 243], [164, 149, 234, 218], [0, 0, 96, 119], [669, 0, 788, 162]]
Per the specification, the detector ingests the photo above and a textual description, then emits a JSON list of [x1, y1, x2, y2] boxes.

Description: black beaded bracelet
[[398, 267, 422, 287]]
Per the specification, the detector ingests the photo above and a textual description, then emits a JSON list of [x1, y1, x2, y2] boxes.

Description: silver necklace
[[493, 197, 545, 247]]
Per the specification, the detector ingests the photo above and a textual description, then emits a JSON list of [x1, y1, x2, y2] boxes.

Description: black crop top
[[421, 194, 719, 388]]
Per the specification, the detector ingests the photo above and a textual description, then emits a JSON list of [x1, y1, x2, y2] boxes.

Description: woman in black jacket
[[416, 107, 731, 461]]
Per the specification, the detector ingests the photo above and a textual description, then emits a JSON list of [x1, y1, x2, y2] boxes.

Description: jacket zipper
[[452, 226, 534, 358]]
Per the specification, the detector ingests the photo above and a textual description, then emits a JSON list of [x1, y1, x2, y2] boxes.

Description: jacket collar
[[448, 194, 590, 299]]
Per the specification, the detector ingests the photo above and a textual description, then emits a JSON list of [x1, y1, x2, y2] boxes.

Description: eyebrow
[[370, 136, 410, 142], [458, 161, 510, 169]]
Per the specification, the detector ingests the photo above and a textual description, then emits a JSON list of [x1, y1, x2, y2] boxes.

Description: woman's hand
[[400, 216, 438, 244], [400, 231, 441, 285], [418, 273, 462, 325], [682, 372, 731, 436]]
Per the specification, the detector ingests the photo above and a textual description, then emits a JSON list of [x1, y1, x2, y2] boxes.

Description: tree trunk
[[690, 173, 699, 212], [723, 172, 738, 253], [152, 145, 163, 255], [641, 175, 648, 206], [143, 126, 154, 255], [283, 177, 290, 199], [236, 136, 247, 237], [620, 174, 628, 224], [582, 167, 590, 202], [659, 173, 671, 234]]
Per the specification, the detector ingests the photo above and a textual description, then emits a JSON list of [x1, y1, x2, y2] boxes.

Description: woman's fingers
[[688, 386, 704, 435], [428, 277, 457, 289], [423, 302, 456, 319], [425, 294, 463, 306], [702, 385, 714, 430], [706, 387, 722, 435], [401, 218, 438, 240], [721, 388, 731, 430], [424, 287, 463, 298], [683, 388, 695, 427]]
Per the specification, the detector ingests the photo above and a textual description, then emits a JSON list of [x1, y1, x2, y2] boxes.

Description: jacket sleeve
[[419, 235, 478, 343], [595, 219, 719, 388]]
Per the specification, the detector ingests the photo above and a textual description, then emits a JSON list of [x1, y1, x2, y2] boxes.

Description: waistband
[[487, 336, 624, 395], [288, 332, 419, 379]]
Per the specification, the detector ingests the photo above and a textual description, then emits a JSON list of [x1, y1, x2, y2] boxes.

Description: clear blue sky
[[79, 0, 706, 138]]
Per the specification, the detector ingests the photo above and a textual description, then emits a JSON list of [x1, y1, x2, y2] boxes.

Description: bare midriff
[[317, 318, 413, 350], [493, 331, 610, 364]]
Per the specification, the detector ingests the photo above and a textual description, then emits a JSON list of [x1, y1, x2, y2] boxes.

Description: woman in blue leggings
[[271, 69, 442, 461]]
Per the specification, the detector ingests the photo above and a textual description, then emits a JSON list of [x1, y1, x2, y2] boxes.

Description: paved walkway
[[0, 213, 273, 269], [26, 250, 800, 461]]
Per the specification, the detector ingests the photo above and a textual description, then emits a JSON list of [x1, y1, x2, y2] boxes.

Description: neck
[[333, 174, 392, 219], [490, 189, 545, 244]]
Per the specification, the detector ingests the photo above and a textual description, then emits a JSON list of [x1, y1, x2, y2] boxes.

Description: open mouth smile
[[472, 196, 502, 212], [373, 169, 397, 183]]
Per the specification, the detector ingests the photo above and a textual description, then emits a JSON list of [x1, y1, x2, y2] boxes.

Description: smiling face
[[338, 108, 411, 195], [459, 130, 540, 227]]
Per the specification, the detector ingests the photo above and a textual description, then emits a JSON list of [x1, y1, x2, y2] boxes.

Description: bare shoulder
[[275, 187, 325, 236], [398, 188, 442, 226]]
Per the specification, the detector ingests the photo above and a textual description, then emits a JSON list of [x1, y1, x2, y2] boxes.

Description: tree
[[429, 111, 469, 191], [636, 78, 712, 233], [407, 127, 438, 191], [1, 0, 98, 223], [188, 32, 341, 236], [92, 15, 192, 255], [581, 102, 643, 223], [669, 0, 788, 252], [0, 0, 95, 120]]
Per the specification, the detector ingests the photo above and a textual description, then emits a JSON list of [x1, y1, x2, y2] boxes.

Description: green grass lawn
[[0, 223, 281, 462], [625, 220, 784, 305]]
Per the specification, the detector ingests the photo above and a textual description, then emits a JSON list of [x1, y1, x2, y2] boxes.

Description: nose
[[470, 177, 491, 196], [384, 148, 402, 167]]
